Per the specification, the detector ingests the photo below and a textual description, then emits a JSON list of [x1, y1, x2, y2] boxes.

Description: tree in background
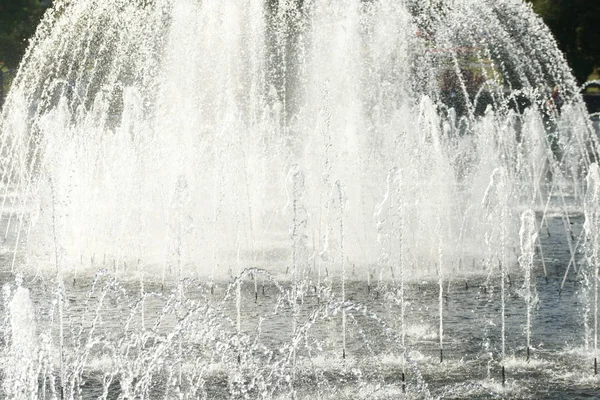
[[528, 0, 600, 85], [0, 0, 48, 101], [0, 0, 47, 69]]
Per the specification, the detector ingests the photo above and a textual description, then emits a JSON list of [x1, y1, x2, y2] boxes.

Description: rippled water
[[1, 213, 599, 399]]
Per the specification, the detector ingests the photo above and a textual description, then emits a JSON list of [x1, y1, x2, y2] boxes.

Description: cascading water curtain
[[0, 0, 595, 280]]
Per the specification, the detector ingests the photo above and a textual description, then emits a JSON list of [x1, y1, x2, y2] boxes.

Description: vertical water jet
[[519, 209, 538, 362], [49, 177, 66, 400], [584, 164, 600, 374], [337, 180, 347, 360]]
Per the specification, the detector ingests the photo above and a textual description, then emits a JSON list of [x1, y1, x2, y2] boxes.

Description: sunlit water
[[0, 212, 598, 398], [0, 0, 599, 398]]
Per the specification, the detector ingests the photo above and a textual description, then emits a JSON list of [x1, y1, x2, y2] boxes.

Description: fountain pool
[[0, 0, 599, 398]]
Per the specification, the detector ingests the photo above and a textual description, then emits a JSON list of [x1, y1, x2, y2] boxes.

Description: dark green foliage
[[0, 0, 47, 69], [528, 0, 600, 84]]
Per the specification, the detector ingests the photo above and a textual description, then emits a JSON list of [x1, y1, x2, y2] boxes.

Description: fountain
[[0, 0, 598, 397]]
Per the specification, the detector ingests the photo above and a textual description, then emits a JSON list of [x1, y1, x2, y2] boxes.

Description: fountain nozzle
[[401, 372, 406, 393]]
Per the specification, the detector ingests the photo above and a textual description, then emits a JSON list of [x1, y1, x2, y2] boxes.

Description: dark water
[[1, 214, 599, 399]]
